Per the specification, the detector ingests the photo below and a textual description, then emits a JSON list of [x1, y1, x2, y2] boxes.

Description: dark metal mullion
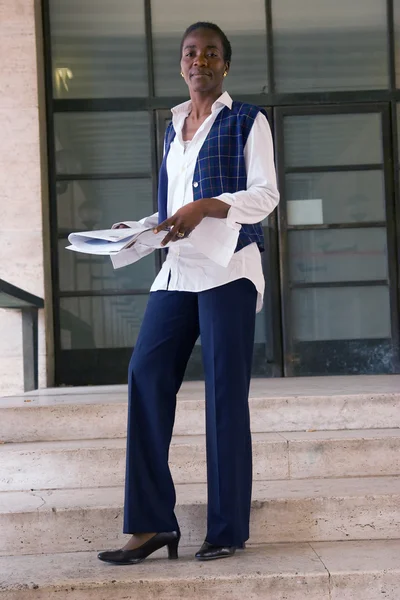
[[54, 98, 151, 112], [56, 173, 152, 181], [261, 107, 283, 375], [391, 101, 400, 353], [265, 0, 275, 94], [381, 103, 400, 366], [274, 108, 292, 376], [59, 290, 149, 298], [387, 0, 397, 92], [144, 0, 156, 98], [291, 280, 389, 290], [144, 0, 162, 275], [268, 211, 284, 376], [53, 91, 400, 113], [41, 0, 63, 386], [288, 222, 387, 231], [389, 0, 400, 359], [286, 164, 383, 174]]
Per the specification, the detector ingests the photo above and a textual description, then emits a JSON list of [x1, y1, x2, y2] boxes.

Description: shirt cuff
[[188, 217, 239, 268], [213, 193, 243, 231]]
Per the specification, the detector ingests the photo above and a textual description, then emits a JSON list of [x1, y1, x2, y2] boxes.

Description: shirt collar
[[171, 91, 233, 116]]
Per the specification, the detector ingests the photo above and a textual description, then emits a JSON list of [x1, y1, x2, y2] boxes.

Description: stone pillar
[[0, 0, 53, 395]]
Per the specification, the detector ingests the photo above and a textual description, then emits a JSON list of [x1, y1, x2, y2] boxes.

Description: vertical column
[[0, 1, 52, 395]]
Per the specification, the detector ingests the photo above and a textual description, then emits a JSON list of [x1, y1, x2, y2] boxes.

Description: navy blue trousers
[[123, 278, 257, 546]]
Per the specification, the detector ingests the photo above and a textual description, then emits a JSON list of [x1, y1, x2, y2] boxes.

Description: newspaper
[[66, 217, 240, 268], [66, 225, 170, 255]]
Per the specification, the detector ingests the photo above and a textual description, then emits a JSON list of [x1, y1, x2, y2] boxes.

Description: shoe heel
[[167, 538, 179, 560]]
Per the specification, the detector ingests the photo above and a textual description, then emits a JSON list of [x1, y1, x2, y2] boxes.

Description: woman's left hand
[[154, 202, 206, 246]]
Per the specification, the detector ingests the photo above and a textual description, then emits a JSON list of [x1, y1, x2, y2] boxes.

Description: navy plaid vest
[[158, 102, 266, 253]]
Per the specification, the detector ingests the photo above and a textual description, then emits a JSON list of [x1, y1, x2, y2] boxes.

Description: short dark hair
[[180, 22, 232, 63]]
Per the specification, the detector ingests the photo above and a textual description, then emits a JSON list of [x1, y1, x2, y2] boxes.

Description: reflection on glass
[[60, 295, 148, 349], [151, 0, 268, 95], [286, 171, 386, 224], [273, 0, 388, 92], [50, 0, 148, 98], [289, 228, 388, 284], [57, 179, 153, 232], [284, 114, 382, 167], [54, 113, 151, 175], [255, 309, 267, 343], [58, 242, 156, 292], [291, 286, 391, 341]]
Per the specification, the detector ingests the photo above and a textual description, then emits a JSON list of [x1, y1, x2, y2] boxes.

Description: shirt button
[[193, 181, 199, 188]]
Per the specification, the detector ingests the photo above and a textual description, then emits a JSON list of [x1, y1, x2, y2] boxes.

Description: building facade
[[1, 0, 399, 394]]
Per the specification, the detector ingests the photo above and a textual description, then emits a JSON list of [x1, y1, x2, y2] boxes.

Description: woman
[[98, 21, 279, 565]]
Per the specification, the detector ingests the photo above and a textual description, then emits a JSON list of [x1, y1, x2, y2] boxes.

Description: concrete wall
[[0, 0, 53, 395]]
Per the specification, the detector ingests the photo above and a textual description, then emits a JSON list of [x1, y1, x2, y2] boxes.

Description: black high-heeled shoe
[[195, 540, 246, 561], [97, 531, 180, 565]]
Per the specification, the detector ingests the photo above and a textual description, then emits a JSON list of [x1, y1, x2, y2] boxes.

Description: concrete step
[[1, 540, 399, 600], [1, 476, 399, 556], [1, 429, 400, 491], [2, 376, 400, 442]]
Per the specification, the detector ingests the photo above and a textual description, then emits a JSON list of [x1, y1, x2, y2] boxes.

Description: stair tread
[[0, 432, 282, 452], [2, 375, 399, 408], [1, 428, 400, 453], [3, 379, 400, 444], [1, 475, 400, 514], [0, 539, 399, 591]]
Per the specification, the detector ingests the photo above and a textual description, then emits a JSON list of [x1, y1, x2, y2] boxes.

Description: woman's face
[[180, 28, 229, 94]]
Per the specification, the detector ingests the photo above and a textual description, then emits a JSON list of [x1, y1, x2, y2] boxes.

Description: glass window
[[49, 0, 148, 98], [58, 243, 156, 292], [286, 171, 386, 224], [54, 112, 151, 175], [291, 286, 391, 341], [151, 0, 268, 95], [288, 228, 388, 284], [284, 114, 382, 167], [60, 295, 148, 349], [272, 0, 388, 92], [57, 179, 154, 233]]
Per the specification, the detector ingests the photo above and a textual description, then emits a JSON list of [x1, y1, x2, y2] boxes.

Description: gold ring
[[177, 231, 185, 238]]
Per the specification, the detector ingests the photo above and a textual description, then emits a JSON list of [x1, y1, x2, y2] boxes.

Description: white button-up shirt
[[114, 92, 279, 312]]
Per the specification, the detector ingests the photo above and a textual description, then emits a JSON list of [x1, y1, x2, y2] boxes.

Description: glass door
[[275, 104, 399, 376], [54, 111, 159, 385]]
